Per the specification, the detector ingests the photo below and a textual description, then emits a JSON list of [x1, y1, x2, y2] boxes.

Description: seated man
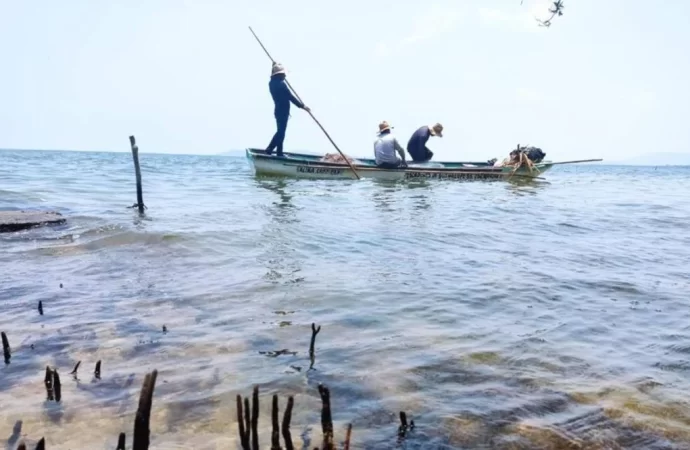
[[407, 123, 444, 163], [374, 121, 407, 169]]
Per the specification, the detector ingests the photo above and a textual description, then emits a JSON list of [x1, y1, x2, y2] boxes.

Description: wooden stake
[[251, 386, 260, 450], [282, 396, 294, 450], [54, 369, 62, 402], [1, 331, 10, 364], [133, 370, 158, 450], [116, 432, 126, 450], [271, 394, 281, 450], [129, 135, 145, 214]]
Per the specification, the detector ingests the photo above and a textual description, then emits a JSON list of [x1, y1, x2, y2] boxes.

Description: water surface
[[1, 149, 690, 449]]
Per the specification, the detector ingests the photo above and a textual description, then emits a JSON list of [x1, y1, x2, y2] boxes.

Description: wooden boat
[[245, 148, 556, 181]]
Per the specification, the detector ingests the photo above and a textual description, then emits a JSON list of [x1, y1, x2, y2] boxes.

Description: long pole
[[248, 26, 361, 180], [544, 158, 603, 166]]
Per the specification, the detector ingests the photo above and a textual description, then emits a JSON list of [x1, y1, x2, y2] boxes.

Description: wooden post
[[129, 135, 145, 214]]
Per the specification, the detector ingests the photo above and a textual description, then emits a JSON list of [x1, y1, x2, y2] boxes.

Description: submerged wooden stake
[[133, 369, 158, 450], [251, 386, 260, 450], [2, 331, 10, 364], [44, 366, 54, 401], [18, 438, 45, 450], [53, 369, 62, 402], [318, 384, 334, 449], [116, 432, 126, 450], [282, 396, 294, 450], [344, 423, 353, 450], [237, 395, 249, 449], [271, 394, 281, 450], [129, 135, 145, 214]]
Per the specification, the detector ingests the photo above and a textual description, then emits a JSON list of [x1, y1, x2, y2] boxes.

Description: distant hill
[[615, 152, 690, 166]]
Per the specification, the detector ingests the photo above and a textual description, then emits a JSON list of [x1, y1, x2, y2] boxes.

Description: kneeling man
[[407, 123, 443, 163]]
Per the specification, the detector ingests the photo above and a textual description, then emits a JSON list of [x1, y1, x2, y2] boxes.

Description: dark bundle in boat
[[514, 145, 546, 163]]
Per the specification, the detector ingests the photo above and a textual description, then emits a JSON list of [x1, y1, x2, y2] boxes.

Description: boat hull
[[245, 148, 551, 181]]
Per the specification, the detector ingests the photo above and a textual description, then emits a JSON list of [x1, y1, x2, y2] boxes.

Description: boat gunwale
[[245, 148, 530, 172], [245, 148, 552, 175]]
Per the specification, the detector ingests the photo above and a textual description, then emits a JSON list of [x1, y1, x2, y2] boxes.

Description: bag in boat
[[521, 146, 546, 163]]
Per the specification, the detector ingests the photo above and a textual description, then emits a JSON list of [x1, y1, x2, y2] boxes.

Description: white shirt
[[374, 132, 405, 165]]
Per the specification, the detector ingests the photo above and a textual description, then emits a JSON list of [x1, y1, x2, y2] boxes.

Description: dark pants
[[376, 161, 403, 169], [408, 147, 434, 163], [266, 114, 289, 156]]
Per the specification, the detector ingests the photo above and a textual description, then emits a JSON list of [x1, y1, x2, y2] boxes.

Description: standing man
[[265, 62, 310, 157], [374, 121, 407, 169], [406, 123, 444, 163]]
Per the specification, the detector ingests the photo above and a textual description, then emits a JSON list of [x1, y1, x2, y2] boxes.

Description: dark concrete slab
[[0, 210, 66, 233]]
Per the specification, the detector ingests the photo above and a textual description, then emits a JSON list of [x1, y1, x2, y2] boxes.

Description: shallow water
[[1, 149, 690, 449]]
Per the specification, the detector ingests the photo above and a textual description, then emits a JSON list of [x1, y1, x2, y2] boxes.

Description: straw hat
[[271, 62, 286, 76], [378, 121, 393, 133], [430, 123, 444, 137]]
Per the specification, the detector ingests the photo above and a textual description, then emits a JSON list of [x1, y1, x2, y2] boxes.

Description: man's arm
[[280, 81, 308, 110], [394, 138, 407, 163]]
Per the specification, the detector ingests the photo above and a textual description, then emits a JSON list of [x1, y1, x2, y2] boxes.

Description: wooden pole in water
[[129, 135, 145, 214], [248, 26, 361, 180]]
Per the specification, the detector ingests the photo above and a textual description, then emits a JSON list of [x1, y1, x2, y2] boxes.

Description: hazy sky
[[1, 0, 688, 161]]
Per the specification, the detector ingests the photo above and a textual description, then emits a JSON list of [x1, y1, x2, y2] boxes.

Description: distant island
[[218, 150, 247, 157]]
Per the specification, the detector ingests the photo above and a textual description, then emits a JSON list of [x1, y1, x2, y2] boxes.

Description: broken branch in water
[[70, 360, 81, 377], [309, 323, 322, 369]]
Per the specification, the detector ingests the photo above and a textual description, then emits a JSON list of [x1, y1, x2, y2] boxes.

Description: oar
[[248, 26, 361, 180], [542, 158, 603, 166]]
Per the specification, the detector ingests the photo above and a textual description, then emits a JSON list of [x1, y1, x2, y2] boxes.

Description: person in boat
[[265, 62, 310, 157], [374, 121, 407, 169], [406, 123, 444, 163]]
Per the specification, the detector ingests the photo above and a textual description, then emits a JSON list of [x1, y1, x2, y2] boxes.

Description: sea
[[1, 149, 690, 449]]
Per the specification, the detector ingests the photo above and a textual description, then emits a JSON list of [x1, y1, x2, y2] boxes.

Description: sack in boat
[[520, 146, 546, 163], [320, 153, 356, 164]]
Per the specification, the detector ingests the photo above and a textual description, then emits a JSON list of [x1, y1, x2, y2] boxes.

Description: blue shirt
[[269, 76, 304, 117], [407, 126, 432, 161]]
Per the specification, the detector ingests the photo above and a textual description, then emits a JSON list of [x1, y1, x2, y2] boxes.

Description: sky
[[1, 0, 689, 162]]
